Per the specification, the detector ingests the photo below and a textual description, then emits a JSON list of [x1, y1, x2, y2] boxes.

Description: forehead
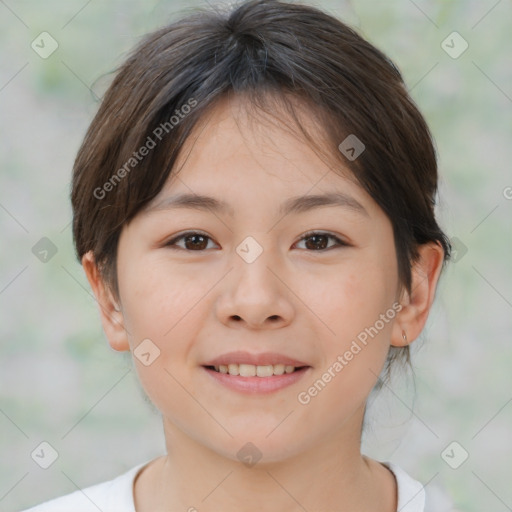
[[176, 94, 343, 176], [143, 95, 376, 217]]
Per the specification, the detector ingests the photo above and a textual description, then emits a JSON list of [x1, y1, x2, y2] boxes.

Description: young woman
[[23, 1, 452, 510]]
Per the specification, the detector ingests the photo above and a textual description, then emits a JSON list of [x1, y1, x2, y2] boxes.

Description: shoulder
[[383, 462, 454, 512], [20, 461, 149, 512]]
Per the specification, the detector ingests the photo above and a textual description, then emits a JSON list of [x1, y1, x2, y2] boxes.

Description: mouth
[[201, 363, 311, 394], [201, 351, 311, 393]]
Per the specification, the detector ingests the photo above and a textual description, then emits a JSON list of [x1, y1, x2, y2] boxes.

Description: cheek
[[292, 268, 396, 429], [118, 259, 210, 413], [303, 256, 397, 391], [307, 261, 396, 342], [120, 256, 210, 341]]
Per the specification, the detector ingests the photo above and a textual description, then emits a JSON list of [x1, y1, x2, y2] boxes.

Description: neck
[[134, 415, 397, 511]]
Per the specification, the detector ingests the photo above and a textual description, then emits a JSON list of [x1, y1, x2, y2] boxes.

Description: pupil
[[306, 235, 327, 250], [186, 235, 207, 250]]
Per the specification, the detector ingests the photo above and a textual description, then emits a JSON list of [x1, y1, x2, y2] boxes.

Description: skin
[[83, 95, 444, 512]]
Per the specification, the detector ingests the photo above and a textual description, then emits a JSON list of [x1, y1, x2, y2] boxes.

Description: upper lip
[[203, 351, 310, 367]]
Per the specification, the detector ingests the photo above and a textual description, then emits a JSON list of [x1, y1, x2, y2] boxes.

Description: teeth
[[228, 363, 239, 376], [239, 364, 256, 377], [273, 364, 285, 375], [212, 363, 300, 377]]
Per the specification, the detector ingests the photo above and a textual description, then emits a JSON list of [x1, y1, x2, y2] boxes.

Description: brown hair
[[71, 0, 451, 374]]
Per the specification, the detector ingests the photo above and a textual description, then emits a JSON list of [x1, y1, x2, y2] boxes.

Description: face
[[111, 96, 404, 463]]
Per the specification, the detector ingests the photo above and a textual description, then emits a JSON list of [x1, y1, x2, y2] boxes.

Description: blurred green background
[[1, 1, 511, 510]]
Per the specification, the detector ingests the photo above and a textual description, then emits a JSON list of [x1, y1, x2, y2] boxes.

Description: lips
[[201, 351, 311, 393], [203, 364, 311, 394]]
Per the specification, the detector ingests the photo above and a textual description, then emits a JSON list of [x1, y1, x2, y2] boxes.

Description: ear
[[82, 251, 130, 352], [391, 242, 445, 347]]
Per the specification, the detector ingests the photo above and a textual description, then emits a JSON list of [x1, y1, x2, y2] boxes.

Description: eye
[[164, 230, 349, 252], [294, 231, 348, 251], [164, 231, 218, 251]]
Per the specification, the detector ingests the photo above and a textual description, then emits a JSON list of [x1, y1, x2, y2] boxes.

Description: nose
[[214, 244, 295, 330]]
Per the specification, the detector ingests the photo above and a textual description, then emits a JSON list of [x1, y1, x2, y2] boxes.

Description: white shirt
[[21, 460, 449, 511]]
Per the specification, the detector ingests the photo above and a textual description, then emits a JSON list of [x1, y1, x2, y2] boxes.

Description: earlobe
[[391, 242, 445, 347], [81, 251, 130, 352]]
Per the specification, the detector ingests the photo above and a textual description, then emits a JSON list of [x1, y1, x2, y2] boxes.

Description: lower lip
[[202, 366, 311, 394]]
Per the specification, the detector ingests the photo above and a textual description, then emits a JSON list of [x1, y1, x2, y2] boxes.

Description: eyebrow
[[144, 191, 369, 218]]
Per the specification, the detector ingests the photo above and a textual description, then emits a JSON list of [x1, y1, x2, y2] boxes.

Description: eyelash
[[164, 230, 349, 252]]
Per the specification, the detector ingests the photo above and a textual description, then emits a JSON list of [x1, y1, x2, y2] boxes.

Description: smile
[[202, 365, 311, 394]]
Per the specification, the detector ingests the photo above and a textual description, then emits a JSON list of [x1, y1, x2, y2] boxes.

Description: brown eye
[[165, 232, 216, 251], [295, 232, 347, 251], [165, 231, 347, 252]]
